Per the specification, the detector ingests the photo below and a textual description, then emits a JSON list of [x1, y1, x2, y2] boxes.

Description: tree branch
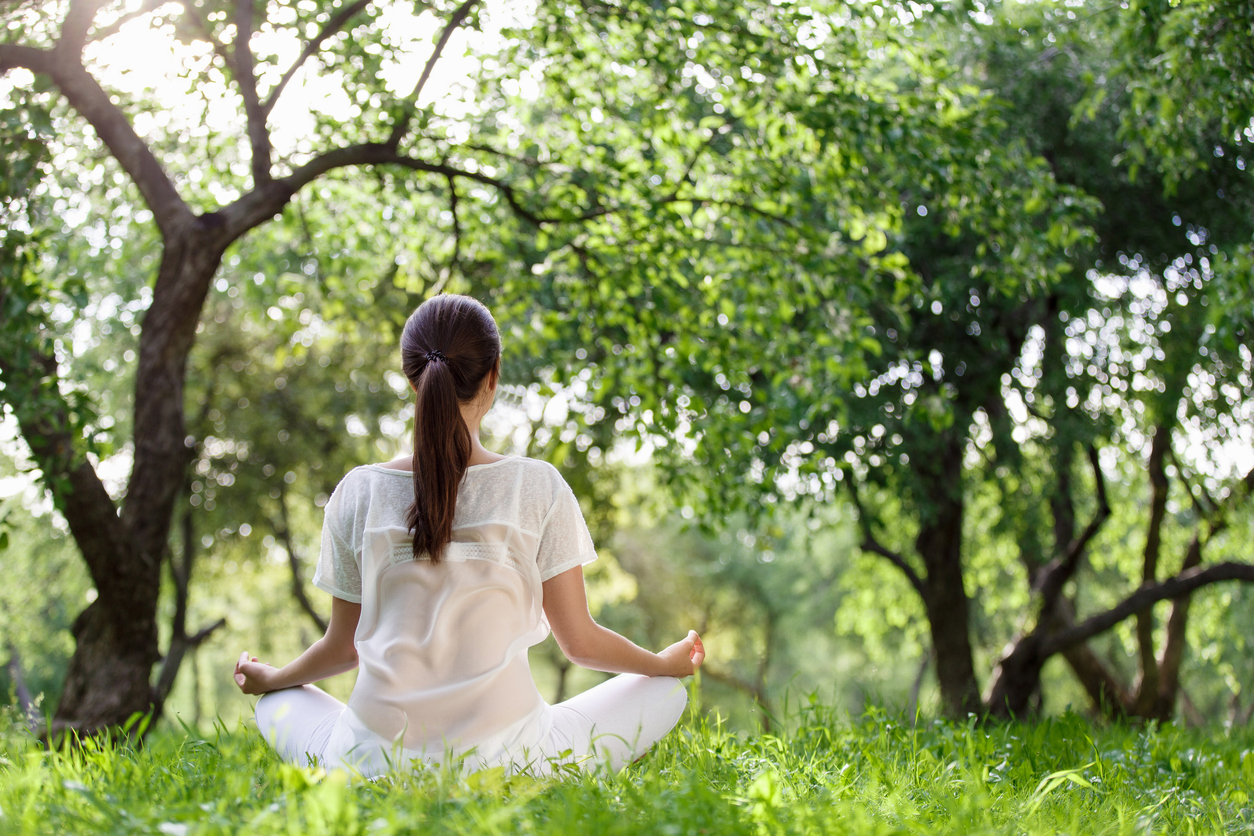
[[0, 44, 55, 75], [188, 617, 227, 645], [848, 479, 928, 600], [1033, 445, 1110, 612], [1154, 464, 1252, 707], [0, 342, 130, 600], [1061, 640, 1132, 716], [1046, 594, 1133, 716], [386, 0, 480, 149], [1, 41, 192, 236], [152, 508, 224, 705], [263, 0, 373, 116], [232, 0, 272, 185], [446, 173, 461, 268], [220, 143, 547, 234], [220, 141, 800, 244], [90, 0, 165, 43], [1041, 562, 1254, 657], [275, 483, 328, 633], [1169, 446, 1219, 521], [1156, 530, 1205, 702], [58, 0, 107, 59]]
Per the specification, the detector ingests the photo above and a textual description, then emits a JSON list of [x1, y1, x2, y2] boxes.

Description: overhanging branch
[[214, 143, 538, 235], [220, 140, 799, 244], [0, 44, 55, 75], [232, 0, 273, 185], [1041, 561, 1254, 657], [387, 0, 480, 149], [1033, 444, 1110, 611], [849, 479, 928, 599], [0, 39, 192, 235], [58, 0, 106, 59], [263, 0, 373, 116], [0, 339, 128, 599], [90, 0, 165, 42]]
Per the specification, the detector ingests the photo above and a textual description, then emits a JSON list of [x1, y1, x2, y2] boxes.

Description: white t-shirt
[[310, 456, 598, 764]]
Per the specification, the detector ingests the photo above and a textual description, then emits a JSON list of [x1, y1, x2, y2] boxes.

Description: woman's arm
[[234, 596, 361, 695], [542, 565, 704, 678]]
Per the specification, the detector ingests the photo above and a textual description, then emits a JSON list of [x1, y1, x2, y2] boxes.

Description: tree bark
[[553, 658, 571, 705], [1061, 641, 1132, 717], [52, 229, 228, 737], [1131, 424, 1171, 716], [1, 0, 490, 739], [1149, 532, 1204, 721], [914, 435, 981, 717], [52, 601, 160, 739], [275, 484, 328, 633]]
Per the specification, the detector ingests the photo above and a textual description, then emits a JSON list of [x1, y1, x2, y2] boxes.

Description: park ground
[[1, 697, 1252, 835]]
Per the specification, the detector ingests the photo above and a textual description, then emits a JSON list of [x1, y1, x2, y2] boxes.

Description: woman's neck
[[377, 419, 507, 471], [465, 433, 508, 467]]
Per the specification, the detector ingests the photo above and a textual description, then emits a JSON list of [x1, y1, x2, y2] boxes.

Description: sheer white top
[[311, 456, 598, 758]]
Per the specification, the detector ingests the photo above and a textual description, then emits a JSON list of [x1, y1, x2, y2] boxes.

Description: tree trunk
[[52, 600, 160, 739], [553, 658, 572, 705], [984, 633, 1042, 719], [914, 435, 981, 717], [52, 227, 228, 737], [1060, 640, 1132, 717], [1130, 425, 1171, 716]]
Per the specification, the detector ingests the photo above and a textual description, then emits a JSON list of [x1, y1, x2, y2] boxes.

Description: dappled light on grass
[[2, 705, 1252, 835]]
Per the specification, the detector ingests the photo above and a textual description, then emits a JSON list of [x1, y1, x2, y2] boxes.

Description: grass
[[1, 699, 1253, 835]]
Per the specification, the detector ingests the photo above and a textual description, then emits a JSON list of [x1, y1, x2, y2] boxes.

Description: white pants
[[255, 674, 688, 776]]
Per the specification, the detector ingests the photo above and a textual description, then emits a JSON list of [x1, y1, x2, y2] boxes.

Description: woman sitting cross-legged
[[233, 293, 704, 777]]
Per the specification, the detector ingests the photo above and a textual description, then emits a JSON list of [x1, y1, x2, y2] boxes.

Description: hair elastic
[[425, 349, 446, 363]]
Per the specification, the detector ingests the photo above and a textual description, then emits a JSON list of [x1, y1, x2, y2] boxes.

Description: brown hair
[[400, 294, 501, 562]]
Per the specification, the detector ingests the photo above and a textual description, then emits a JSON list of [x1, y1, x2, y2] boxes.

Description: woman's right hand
[[234, 651, 277, 695], [657, 630, 705, 677]]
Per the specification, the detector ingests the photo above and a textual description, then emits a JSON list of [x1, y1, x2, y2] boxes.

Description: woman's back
[[239, 294, 699, 777], [312, 457, 597, 754]]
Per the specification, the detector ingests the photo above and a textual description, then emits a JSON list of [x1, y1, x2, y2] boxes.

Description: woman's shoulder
[[472, 456, 571, 505], [496, 455, 566, 485], [327, 464, 408, 506]]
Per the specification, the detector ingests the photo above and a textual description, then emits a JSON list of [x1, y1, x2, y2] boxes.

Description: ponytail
[[399, 295, 501, 562]]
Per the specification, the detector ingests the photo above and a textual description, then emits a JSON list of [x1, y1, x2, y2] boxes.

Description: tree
[[0, 0, 505, 736], [1, 0, 975, 735], [534, 1, 1254, 719]]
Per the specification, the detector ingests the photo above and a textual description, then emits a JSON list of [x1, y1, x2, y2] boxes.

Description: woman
[[234, 294, 704, 777]]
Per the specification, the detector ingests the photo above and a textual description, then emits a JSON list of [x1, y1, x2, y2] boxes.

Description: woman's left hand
[[234, 651, 276, 695]]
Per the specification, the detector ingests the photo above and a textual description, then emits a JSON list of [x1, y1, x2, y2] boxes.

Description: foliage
[[515, 0, 1254, 718], [3, 0, 1253, 734], [1113, 0, 1254, 184], [2, 703, 1254, 835]]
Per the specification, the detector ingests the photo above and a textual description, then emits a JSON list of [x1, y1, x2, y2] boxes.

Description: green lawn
[[2, 701, 1252, 835]]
